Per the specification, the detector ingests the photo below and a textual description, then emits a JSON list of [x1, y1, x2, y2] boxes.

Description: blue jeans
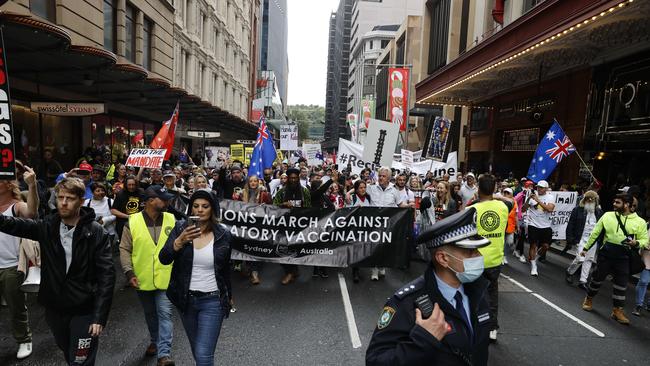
[[136, 290, 173, 358], [635, 269, 650, 306], [180, 294, 225, 366]]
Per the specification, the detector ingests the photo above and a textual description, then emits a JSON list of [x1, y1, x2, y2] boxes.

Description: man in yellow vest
[[468, 174, 512, 343], [120, 185, 176, 366]]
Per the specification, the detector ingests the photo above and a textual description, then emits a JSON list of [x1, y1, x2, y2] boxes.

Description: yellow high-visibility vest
[[129, 212, 175, 291]]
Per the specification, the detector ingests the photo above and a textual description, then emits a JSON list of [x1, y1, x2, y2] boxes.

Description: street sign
[[236, 139, 256, 145], [187, 130, 221, 138]]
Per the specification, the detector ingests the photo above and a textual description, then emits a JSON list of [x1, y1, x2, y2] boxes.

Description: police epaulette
[[393, 276, 425, 299]]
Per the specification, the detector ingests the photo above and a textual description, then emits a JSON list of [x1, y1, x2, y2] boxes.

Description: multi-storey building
[[0, 0, 256, 172], [258, 0, 288, 113], [415, 0, 650, 192], [323, 0, 353, 151]]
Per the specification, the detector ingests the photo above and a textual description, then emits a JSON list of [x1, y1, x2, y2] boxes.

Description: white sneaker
[[378, 268, 386, 277], [502, 256, 508, 265], [513, 250, 521, 257], [371, 267, 379, 281], [17, 342, 32, 359], [531, 260, 538, 276], [489, 330, 497, 342], [518, 255, 527, 263]]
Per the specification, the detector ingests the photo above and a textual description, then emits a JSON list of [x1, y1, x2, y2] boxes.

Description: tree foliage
[[287, 104, 325, 142]]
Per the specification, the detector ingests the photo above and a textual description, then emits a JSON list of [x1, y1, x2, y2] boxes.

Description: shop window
[[30, 0, 56, 22], [104, 0, 117, 52], [125, 3, 137, 63], [129, 122, 145, 149], [111, 118, 130, 159], [470, 108, 489, 131], [143, 17, 153, 70]]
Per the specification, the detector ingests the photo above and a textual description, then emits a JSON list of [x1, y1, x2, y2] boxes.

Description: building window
[[143, 18, 153, 70], [199, 12, 205, 45], [427, 0, 451, 74], [184, 52, 191, 89], [125, 3, 137, 63], [30, 0, 56, 22], [213, 28, 219, 52], [103, 0, 117, 52]]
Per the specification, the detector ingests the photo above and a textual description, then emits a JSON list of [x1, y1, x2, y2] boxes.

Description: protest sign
[[244, 146, 254, 165], [338, 138, 380, 174], [125, 149, 166, 169], [303, 143, 323, 166], [548, 191, 578, 240], [363, 119, 400, 168], [221, 200, 413, 267], [425, 116, 452, 162], [392, 152, 458, 182], [401, 149, 414, 169], [280, 124, 298, 150], [0, 30, 17, 179], [230, 144, 245, 162], [204, 146, 230, 168]]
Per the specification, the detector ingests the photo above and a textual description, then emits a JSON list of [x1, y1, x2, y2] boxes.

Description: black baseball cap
[[144, 185, 175, 201]]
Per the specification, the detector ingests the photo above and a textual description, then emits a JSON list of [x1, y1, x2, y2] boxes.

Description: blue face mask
[[445, 251, 485, 283]]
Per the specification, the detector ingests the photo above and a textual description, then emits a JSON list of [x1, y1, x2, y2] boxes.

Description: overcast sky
[[286, 0, 340, 107]]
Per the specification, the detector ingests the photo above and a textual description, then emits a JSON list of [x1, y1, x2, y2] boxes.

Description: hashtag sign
[[339, 153, 348, 165], [373, 130, 387, 165]]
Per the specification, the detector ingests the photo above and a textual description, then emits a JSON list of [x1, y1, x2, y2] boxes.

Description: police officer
[[366, 208, 491, 366]]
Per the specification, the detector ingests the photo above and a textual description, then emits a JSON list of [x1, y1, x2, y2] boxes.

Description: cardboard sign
[[303, 143, 323, 166], [280, 125, 298, 151], [401, 149, 414, 169], [549, 191, 578, 240], [125, 149, 167, 169], [0, 30, 17, 179], [425, 116, 452, 162], [362, 119, 400, 168], [245, 146, 254, 165], [230, 144, 245, 162], [338, 138, 380, 175]]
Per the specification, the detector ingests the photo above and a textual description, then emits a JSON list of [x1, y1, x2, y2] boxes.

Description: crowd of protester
[[0, 146, 649, 365]]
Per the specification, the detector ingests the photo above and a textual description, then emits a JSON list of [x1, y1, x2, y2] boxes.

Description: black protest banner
[[220, 200, 413, 268], [0, 29, 16, 179]]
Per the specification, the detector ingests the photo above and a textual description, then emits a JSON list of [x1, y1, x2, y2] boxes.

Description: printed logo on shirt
[[126, 197, 141, 214], [479, 210, 500, 232], [165, 226, 173, 236]]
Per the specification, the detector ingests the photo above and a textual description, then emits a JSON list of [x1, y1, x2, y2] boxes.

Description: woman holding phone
[[159, 189, 232, 366]]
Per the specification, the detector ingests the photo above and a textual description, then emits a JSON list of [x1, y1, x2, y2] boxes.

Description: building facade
[[258, 0, 288, 112], [173, 0, 259, 152], [415, 0, 650, 198], [323, 0, 353, 151], [0, 0, 257, 175]]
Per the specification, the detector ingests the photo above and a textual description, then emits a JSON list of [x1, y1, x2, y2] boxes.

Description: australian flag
[[249, 115, 277, 179], [527, 119, 576, 183]]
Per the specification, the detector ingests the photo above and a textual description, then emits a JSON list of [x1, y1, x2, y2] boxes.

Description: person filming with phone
[[580, 193, 649, 324], [159, 189, 232, 366], [366, 208, 492, 366]]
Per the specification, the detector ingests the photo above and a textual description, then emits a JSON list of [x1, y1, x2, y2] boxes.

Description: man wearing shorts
[[523, 180, 555, 276]]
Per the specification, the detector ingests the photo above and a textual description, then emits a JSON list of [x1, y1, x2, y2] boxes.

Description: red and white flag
[[150, 102, 179, 160]]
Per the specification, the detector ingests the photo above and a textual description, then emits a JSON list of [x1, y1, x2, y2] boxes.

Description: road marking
[[500, 273, 605, 338], [338, 272, 362, 349]]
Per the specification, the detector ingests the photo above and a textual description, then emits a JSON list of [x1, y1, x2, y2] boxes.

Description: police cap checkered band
[[416, 207, 490, 249]]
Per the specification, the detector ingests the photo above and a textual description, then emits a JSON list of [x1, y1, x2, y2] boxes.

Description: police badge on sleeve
[[377, 306, 396, 329]]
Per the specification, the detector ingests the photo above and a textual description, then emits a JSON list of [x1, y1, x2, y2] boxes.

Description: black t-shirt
[[113, 189, 144, 236]]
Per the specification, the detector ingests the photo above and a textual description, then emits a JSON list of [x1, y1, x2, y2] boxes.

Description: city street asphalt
[[1, 249, 649, 365]]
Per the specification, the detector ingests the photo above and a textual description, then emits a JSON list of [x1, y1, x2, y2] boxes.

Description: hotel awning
[[0, 11, 256, 137], [415, 0, 650, 107]]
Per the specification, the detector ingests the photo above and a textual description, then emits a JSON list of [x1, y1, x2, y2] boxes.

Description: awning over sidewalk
[[415, 0, 650, 107], [0, 12, 256, 136]]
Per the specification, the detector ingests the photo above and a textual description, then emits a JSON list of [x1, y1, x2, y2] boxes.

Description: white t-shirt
[[396, 187, 415, 205], [459, 183, 478, 204], [579, 211, 597, 247], [84, 197, 116, 235], [526, 192, 555, 229], [190, 240, 219, 292], [0, 204, 20, 268], [367, 184, 403, 207]]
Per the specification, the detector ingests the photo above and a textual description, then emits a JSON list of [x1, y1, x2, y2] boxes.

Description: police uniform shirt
[[434, 272, 473, 335]]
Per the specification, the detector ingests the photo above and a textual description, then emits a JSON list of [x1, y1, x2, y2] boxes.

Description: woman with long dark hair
[[347, 180, 371, 283], [159, 189, 232, 366]]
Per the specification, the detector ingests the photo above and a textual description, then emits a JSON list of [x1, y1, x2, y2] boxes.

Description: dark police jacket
[[366, 263, 490, 366]]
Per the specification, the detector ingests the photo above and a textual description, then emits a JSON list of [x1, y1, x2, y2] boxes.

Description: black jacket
[[366, 263, 490, 366], [565, 206, 604, 246], [159, 220, 232, 314], [0, 207, 115, 325]]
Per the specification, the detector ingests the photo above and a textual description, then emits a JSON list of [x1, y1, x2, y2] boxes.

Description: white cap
[[537, 180, 550, 188], [466, 172, 476, 179], [503, 188, 513, 195], [618, 186, 630, 193]]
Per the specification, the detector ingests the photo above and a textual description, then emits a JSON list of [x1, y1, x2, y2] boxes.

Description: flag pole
[[573, 149, 597, 182]]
